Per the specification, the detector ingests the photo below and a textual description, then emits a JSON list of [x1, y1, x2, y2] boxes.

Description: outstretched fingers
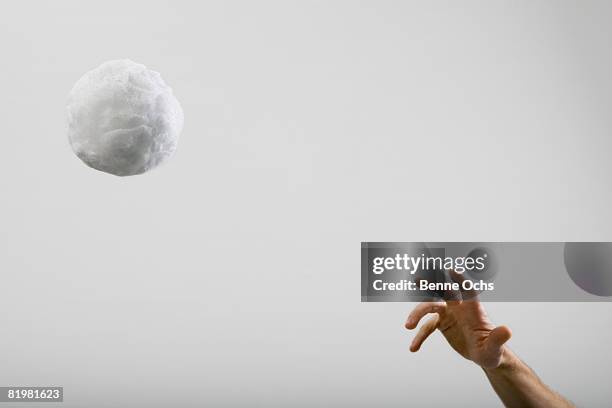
[[405, 301, 446, 329]]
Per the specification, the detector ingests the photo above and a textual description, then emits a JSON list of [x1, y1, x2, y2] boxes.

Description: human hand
[[404, 278, 512, 369]]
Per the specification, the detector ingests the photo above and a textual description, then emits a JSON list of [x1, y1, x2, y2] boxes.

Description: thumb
[[485, 325, 512, 351]]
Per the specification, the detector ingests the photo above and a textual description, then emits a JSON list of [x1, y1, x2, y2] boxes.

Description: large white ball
[[67, 59, 184, 176]]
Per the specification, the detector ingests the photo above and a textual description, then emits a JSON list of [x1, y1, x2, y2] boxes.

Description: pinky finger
[[410, 315, 439, 352]]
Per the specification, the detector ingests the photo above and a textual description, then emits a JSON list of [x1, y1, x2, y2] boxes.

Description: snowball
[[67, 59, 184, 176]]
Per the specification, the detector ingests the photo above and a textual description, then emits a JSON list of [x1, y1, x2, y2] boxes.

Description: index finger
[[405, 301, 446, 329]]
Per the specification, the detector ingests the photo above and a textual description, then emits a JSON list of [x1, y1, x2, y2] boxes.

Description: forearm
[[483, 349, 574, 408]]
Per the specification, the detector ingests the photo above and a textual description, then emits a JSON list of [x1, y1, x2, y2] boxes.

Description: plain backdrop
[[1, 1, 611, 406]]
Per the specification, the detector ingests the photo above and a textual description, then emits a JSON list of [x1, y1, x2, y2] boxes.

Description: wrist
[[483, 347, 517, 374]]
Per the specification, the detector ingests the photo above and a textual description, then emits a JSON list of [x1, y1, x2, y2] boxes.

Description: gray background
[[1, 1, 611, 406]]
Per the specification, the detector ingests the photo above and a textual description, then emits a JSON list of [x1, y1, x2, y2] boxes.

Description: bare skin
[[404, 285, 574, 407]]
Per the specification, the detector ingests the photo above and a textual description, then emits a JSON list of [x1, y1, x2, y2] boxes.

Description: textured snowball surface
[[67, 59, 183, 176]]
